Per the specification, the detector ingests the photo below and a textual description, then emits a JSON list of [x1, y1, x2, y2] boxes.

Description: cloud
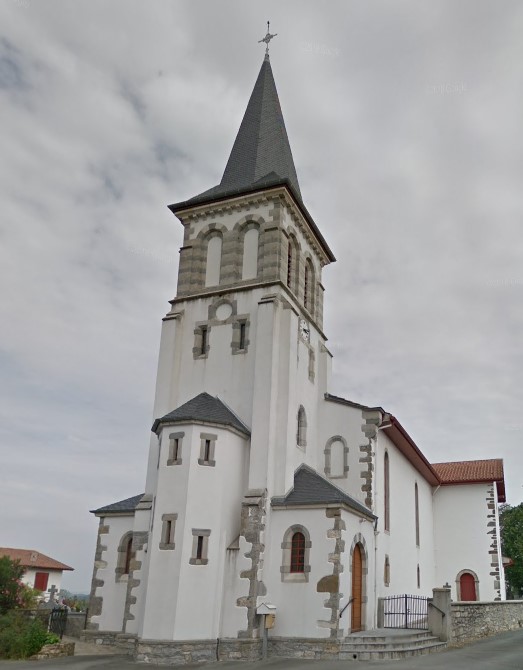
[[1, 0, 522, 592]]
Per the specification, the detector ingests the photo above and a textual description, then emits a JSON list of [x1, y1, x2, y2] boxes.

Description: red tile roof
[[431, 459, 505, 501], [0, 548, 73, 571]]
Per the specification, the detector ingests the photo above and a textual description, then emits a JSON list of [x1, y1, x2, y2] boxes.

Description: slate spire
[[219, 55, 301, 197]]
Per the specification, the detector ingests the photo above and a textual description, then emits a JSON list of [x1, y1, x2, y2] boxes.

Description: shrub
[[0, 611, 48, 659]]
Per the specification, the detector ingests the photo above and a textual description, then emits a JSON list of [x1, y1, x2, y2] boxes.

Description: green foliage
[[0, 556, 26, 614], [500, 503, 523, 596], [44, 632, 60, 645], [0, 611, 48, 659]]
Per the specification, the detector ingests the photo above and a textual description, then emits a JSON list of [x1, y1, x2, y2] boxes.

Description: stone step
[[343, 632, 434, 646], [341, 635, 439, 649], [339, 641, 447, 661], [341, 636, 442, 652]]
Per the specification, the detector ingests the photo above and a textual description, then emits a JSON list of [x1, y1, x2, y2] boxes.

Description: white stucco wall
[[433, 483, 502, 601], [21, 568, 65, 598], [139, 422, 247, 640], [373, 432, 436, 598], [91, 513, 134, 632]]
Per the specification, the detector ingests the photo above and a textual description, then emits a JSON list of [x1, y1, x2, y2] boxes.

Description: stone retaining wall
[[64, 612, 88, 638], [268, 637, 341, 659], [451, 600, 523, 644], [31, 642, 75, 659]]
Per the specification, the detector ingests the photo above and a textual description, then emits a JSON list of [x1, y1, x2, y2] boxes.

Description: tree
[[0, 557, 26, 614], [499, 503, 523, 597]]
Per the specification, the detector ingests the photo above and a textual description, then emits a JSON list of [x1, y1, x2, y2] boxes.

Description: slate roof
[[0, 548, 73, 571], [185, 55, 301, 208], [90, 493, 145, 515], [152, 392, 250, 436], [272, 464, 376, 519]]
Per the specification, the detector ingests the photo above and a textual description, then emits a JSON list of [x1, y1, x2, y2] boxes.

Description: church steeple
[[219, 56, 301, 198], [178, 55, 302, 207]]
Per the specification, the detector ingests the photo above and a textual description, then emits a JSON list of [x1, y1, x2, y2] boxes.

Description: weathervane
[[259, 21, 277, 56]]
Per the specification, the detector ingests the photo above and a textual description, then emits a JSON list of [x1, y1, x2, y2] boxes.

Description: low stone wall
[[136, 639, 218, 665], [31, 642, 75, 660], [80, 629, 137, 655], [451, 600, 523, 645], [64, 612, 88, 638], [268, 637, 341, 660]]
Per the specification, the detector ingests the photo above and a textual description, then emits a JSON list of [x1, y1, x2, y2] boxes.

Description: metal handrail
[[339, 597, 354, 618]]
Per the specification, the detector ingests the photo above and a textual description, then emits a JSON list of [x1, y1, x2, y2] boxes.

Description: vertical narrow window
[[204, 439, 211, 462], [239, 322, 246, 350], [304, 264, 309, 310], [417, 564, 421, 589], [160, 513, 177, 549], [205, 234, 222, 287], [167, 432, 184, 465], [287, 240, 293, 288], [415, 482, 420, 547], [190, 529, 211, 565], [198, 433, 216, 466], [200, 326, 208, 355], [196, 535, 204, 560], [242, 227, 259, 280], [384, 555, 390, 587], [297, 406, 307, 448], [290, 532, 305, 573], [384, 452, 390, 532], [124, 537, 133, 575]]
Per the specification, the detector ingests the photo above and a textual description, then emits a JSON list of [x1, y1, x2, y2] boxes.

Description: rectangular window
[[190, 529, 211, 565], [159, 513, 177, 550], [34, 572, 49, 592], [198, 433, 216, 466], [167, 432, 184, 465], [201, 327, 208, 355], [239, 322, 246, 350]]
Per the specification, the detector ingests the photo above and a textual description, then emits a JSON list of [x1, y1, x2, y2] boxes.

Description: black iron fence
[[49, 608, 68, 639], [382, 594, 428, 630]]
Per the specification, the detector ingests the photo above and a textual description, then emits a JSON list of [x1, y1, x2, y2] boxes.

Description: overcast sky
[[1, 1, 522, 593]]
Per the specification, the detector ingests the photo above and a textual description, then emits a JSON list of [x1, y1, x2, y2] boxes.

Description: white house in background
[[0, 547, 73, 599], [86, 50, 507, 661]]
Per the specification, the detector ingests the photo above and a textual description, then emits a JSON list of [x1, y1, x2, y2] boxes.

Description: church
[[86, 41, 506, 662]]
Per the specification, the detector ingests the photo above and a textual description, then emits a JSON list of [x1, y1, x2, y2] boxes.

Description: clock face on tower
[[299, 319, 310, 342]]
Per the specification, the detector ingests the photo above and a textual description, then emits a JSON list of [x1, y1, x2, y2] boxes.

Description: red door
[[460, 572, 476, 601], [34, 572, 49, 592]]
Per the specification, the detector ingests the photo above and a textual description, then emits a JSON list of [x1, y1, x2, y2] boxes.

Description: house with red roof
[[0, 548, 73, 600]]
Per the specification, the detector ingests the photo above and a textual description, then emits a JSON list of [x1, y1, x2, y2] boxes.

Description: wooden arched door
[[351, 544, 363, 632], [460, 572, 477, 601]]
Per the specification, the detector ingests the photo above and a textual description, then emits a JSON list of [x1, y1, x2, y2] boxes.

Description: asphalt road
[[1, 629, 522, 670]]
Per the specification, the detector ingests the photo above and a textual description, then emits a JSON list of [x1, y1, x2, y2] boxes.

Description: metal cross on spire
[[258, 21, 277, 56]]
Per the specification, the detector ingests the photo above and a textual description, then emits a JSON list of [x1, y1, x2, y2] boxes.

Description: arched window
[[281, 525, 311, 582], [414, 482, 420, 547], [287, 239, 293, 288], [116, 531, 134, 580], [297, 406, 307, 448], [290, 532, 305, 573], [304, 259, 315, 315], [124, 536, 133, 575], [242, 227, 259, 280], [205, 234, 222, 287], [324, 436, 348, 479], [384, 452, 390, 532]]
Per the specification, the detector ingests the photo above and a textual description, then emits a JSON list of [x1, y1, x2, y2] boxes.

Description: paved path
[[0, 629, 521, 669]]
